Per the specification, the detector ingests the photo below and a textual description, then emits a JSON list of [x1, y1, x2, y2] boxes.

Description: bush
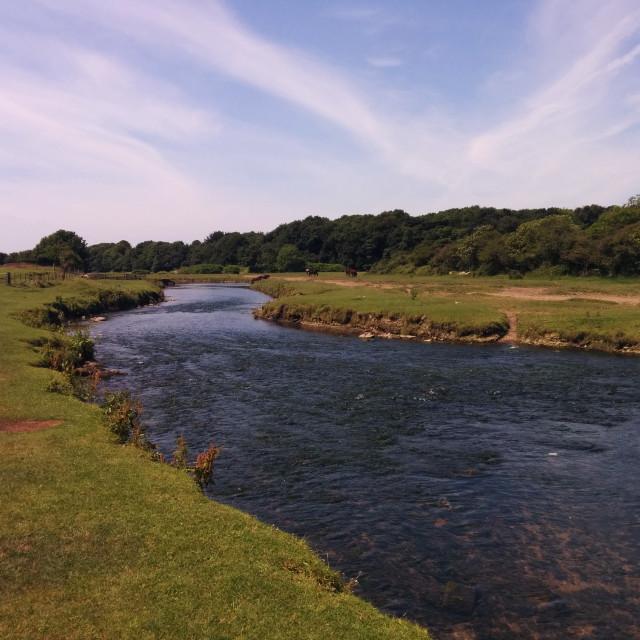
[[305, 262, 344, 272], [222, 264, 241, 274], [101, 390, 142, 444], [171, 435, 190, 470], [36, 329, 94, 373], [181, 263, 223, 274], [192, 443, 225, 487], [46, 373, 75, 396]]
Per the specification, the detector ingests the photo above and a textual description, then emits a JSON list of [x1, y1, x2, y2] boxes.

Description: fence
[[3, 272, 252, 286], [4, 271, 66, 285]]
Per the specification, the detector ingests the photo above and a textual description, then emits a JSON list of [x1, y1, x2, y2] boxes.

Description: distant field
[[253, 273, 640, 353]]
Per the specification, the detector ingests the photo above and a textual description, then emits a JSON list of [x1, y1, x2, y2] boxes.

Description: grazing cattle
[[251, 274, 270, 283], [346, 268, 357, 277], [305, 268, 319, 276]]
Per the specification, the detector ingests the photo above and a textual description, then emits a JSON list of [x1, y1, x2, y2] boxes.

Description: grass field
[[253, 273, 640, 353], [0, 275, 430, 640]]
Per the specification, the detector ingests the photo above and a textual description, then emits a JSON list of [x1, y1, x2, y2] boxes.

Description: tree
[[506, 215, 579, 272], [275, 244, 305, 272], [33, 230, 89, 274]]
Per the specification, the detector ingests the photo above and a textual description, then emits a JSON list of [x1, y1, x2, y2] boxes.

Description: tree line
[[2, 197, 640, 277]]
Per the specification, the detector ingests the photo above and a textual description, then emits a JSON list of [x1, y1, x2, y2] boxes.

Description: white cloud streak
[[461, 3, 640, 206]]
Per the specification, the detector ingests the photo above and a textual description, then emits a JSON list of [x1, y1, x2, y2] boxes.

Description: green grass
[[517, 299, 640, 350], [0, 277, 430, 640], [256, 278, 509, 340], [253, 273, 640, 352]]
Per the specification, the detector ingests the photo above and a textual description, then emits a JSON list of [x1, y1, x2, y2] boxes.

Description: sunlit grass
[[517, 299, 640, 349], [254, 274, 640, 351]]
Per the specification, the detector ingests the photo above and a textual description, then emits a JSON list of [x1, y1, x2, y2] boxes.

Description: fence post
[[5, 272, 10, 286]]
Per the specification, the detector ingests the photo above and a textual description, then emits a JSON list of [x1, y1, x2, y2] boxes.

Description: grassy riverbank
[[252, 273, 640, 353], [0, 276, 430, 639]]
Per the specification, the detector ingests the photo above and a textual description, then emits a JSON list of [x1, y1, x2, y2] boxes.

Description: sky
[[1, 0, 640, 252]]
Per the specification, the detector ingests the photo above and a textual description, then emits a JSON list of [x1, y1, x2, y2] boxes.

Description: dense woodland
[[3, 197, 640, 277]]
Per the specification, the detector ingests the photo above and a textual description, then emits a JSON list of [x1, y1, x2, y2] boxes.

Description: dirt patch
[[0, 420, 62, 433], [499, 310, 519, 343], [280, 276, 410, 289], [488, 287, 640, 305]]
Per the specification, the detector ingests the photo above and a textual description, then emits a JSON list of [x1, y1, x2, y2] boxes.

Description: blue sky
[[2, 0, 640, 252]]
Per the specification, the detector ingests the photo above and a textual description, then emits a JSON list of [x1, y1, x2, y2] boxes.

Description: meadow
[[0, 273, 429, 640], [253, 272, 640, 353]]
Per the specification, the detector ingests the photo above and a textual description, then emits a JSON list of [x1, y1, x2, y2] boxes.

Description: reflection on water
[[94, 284, 640, 639]]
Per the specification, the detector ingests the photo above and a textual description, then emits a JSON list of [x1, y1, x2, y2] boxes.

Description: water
[[92, 284, 640, 639]]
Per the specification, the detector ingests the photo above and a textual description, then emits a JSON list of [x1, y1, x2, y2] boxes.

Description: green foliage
[[171, 434, 190, 470], [14, 195, 640, 280], [32, 229, 89, 273], [588, 205, 640, 238], [275, 244, 306, 272], [35, 329, 94, 372], [222, 264, 241, 274], [306, 262, 345, 272], [45, 372, 75, 396], [181, 263, 223, 274]]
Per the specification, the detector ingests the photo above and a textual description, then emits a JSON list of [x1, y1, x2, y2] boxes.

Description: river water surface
[[93, 284, 640, 639]]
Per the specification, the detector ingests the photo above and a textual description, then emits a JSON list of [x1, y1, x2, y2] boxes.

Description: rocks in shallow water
[[440, 581, 483, 615], [76, 361, 124, 378]]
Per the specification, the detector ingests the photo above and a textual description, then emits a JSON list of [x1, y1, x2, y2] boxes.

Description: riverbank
[[251, 274, 640, 354], [0, 276, 429, 640]]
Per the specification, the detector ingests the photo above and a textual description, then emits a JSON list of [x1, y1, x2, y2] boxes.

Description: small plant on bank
[[46, 372, 75, 396], [171, 435, 224, 487], [171, 435, 190, 470], [35, 329, 94, 372], [192, 443, 225, 488], [101, 390, 143, 444]]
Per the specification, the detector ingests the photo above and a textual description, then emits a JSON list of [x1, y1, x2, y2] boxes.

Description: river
[[92, 283, 640, 639]]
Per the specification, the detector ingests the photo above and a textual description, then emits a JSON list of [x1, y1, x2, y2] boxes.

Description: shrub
[[192, 443, 225, 487], [36, 329, 94, 373], [46, 373, 75, 396], [101, 390, 142, 444], [305, 262, 344, 272], [171, 435, 189, 470], [181, 263, 223, 274], [222, 264, 241, 274]]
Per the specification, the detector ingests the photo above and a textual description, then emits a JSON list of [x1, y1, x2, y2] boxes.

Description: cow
[[251, 274, 270, 283], [305, 268, 319, 276], [346, 268, 357, 277]]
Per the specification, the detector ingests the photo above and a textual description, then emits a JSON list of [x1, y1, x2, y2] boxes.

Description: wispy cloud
[[35, 0, 390, 150], [464, 2, 640, 202], [0, 25, 219, 183]]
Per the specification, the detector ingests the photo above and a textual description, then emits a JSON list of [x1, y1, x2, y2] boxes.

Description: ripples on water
[[93, 284, 640, 639]]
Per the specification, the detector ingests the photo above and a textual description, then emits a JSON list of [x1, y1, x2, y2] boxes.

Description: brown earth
[[0, 420, 62, 433]]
